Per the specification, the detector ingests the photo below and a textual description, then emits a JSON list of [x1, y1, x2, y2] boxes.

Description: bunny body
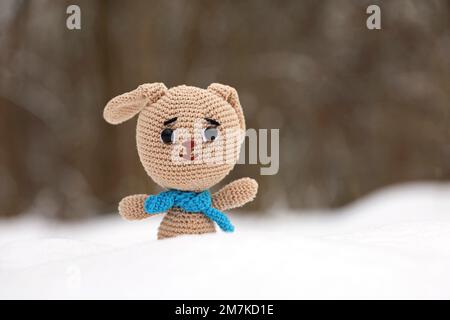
[[104, 84, 257, 239]]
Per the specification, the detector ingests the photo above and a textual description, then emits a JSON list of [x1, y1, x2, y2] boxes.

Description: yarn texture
[[144, 190, 234, 232], [103, 83, 258, 239]]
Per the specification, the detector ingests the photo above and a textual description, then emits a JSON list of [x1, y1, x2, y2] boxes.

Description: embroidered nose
[[182, 139, 195, 160]]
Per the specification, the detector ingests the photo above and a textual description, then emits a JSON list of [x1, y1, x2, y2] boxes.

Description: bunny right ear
[[103, 83, 167, 125]]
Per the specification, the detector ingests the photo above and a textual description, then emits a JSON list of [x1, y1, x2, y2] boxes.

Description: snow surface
[[1, 182, 450, 299]]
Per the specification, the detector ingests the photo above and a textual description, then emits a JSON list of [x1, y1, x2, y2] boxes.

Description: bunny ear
[[207, 83, 245, 131], [103, 83, 167, 125]]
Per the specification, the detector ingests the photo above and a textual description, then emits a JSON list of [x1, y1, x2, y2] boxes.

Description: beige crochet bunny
[[103, 83, 258, 239]]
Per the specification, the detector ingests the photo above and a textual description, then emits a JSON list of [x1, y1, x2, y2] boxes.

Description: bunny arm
[[118, 194, 157, 220], [212, 178, 258, 211]]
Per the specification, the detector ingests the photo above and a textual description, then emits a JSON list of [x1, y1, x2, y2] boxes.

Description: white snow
[[1, 182, 450, 299]]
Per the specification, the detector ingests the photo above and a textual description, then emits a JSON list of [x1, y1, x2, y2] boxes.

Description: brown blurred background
[[0, 0, 449, 219]]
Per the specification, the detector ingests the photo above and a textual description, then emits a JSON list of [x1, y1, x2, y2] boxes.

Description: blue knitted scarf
[[144, 189, 234, 232]]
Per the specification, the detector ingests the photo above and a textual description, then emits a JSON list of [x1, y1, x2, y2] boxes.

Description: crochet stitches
[[103, 83, 258, 239], [144, 190, 234, 232], [158, 209, 215, 240]]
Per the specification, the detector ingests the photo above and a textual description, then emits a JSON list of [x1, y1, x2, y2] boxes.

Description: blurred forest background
[[0, 0, 449, 219]]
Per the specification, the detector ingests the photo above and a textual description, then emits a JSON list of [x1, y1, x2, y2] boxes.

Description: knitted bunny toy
[[103, 83, 258, 239]]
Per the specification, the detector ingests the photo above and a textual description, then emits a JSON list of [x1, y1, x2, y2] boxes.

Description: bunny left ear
[[207, 83, 245, 131], [103, 83, 167, 125]]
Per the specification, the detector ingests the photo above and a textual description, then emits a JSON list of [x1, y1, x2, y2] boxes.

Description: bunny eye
[[160, 128, 175, 144], [202, 126, 219, 142]]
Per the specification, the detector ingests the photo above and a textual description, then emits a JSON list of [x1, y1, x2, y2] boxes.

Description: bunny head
[[103, 83, 245, 191]]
